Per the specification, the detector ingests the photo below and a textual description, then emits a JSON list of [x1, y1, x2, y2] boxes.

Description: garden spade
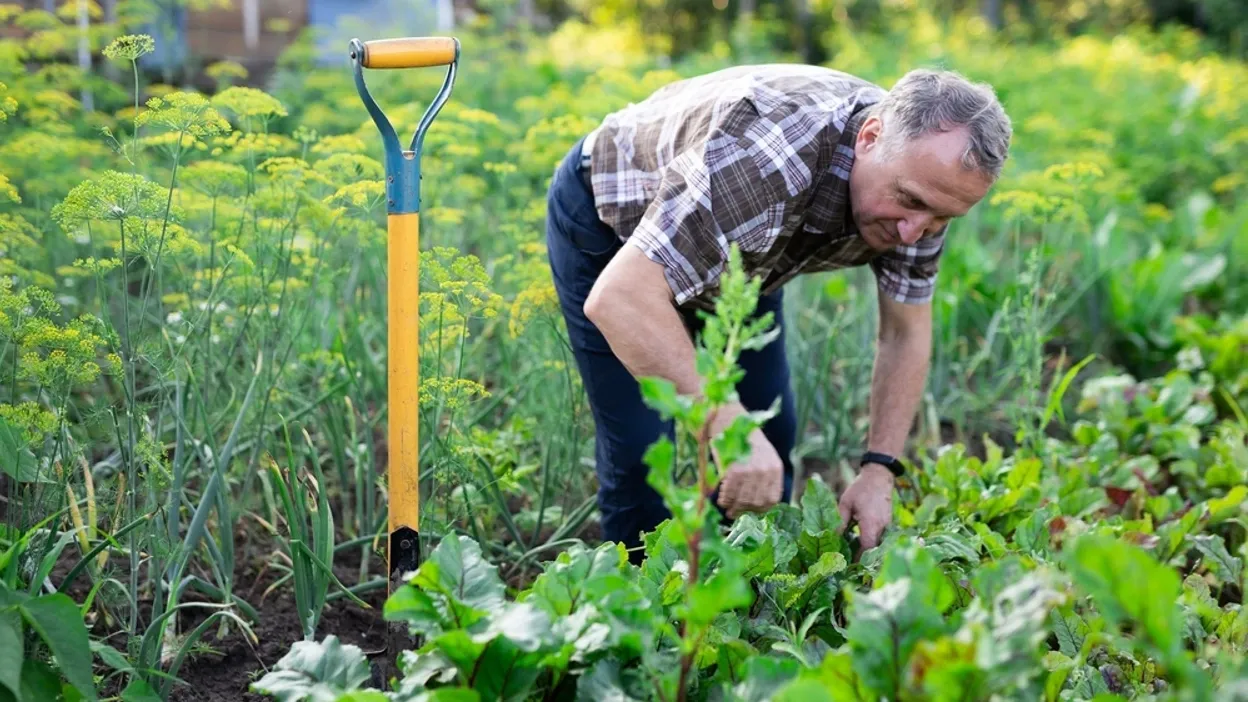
[[348, 34, 459, 673]]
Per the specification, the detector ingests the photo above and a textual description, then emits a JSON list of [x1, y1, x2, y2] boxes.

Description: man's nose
[[898, 216, 929, 245]]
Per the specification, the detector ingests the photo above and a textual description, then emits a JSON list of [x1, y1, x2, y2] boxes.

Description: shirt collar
[[838, 107, 872, 238]]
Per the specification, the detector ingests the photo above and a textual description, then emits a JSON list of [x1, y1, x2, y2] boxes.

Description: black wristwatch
[[860, 451, 905, 477]]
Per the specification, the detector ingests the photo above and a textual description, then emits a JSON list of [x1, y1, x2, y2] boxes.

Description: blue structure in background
[[139, 2, 189, 73], [308, 0, 441, 66], [135, 0, 443, 73]]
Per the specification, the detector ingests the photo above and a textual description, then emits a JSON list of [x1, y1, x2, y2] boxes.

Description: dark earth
[[165, 551, 389, 702]]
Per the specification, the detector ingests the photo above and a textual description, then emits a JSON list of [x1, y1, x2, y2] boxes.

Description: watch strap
[[860, 451, 905, 477]]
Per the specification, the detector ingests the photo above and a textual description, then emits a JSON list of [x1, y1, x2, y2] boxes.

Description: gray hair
[[873, 68, 1012, 180]]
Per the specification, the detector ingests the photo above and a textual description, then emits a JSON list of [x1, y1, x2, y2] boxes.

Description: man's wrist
[[860, 462, 897, 483], [860, 450, 905, 477]]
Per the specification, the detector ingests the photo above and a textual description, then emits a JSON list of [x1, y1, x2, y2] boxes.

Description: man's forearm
[[866, 324, 931, 457]]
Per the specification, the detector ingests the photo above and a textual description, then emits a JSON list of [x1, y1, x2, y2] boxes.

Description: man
[[544, 63, 1011, 562]]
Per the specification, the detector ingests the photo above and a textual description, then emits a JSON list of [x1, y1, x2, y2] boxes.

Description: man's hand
[[709, 402, 784, 519], [716, 432, 784, 519], [837, 463, 895, 550]]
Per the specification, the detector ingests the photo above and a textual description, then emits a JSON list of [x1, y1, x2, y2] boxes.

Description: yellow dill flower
[[258, 156, 333, 191], [325, 180, 385, 211], [1, 132, 109, 170], [14, 312, 112, 389], [51, 171, 167, 228], [0, 174, 17, 204], [0, 402, 58, 443], [139, 131, 205, 155], [14, 9, 57, 31], [215, 131, 298, 160], [292, 125, 319, 146], [31, 89, 78, 118], [426, 207, 466, 225], [508, 281, 559, 339], [182, 160, 248, 197], [25, 29, 70, 60], [58, 257, 122, 278], [1212, 174, 1244, 195], [422, 247, 505, 321], [136, 91, 232, 139], [212, 86, 288, 128], [1043, 162, 1104, 184], [1142, 204, 1173, 224], [990, 190, 1064, 224], [311, 134, 368, 155], [419, 377, 490, 409], [312, 153, 384, 185], [102, 33, 155, 62], [0, 82, 15, 122], [224, 243, 255, 269], [205, 60, 248, 86], [451, 107, 503, 127]]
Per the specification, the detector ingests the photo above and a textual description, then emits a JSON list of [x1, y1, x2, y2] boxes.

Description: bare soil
[[66, 509, 392, 702], [165, 551, 388, 702]]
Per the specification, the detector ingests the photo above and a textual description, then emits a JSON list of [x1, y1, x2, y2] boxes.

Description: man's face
[[848, 115, 994, 251]]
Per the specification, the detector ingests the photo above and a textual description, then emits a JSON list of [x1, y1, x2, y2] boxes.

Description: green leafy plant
[[0, 513, 99, 702]]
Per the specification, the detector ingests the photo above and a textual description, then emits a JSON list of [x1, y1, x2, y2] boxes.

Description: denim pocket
[[549, 180, 619, 261], [564, 213, 620, 259]]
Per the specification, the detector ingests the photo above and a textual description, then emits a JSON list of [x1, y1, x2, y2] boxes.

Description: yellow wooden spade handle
[[360, 37, 459, 69]]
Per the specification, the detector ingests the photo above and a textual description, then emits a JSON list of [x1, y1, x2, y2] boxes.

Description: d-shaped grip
[[359, 37, 459, 69]]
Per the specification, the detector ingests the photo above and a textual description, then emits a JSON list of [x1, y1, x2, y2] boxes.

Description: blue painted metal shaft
[[348, 37, 457, 215]]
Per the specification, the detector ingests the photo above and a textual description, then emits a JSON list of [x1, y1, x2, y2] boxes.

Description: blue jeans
[[544, 136, 796, 562]]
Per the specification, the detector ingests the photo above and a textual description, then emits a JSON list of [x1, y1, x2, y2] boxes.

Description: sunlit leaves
[[2, 17, 1247, 702]]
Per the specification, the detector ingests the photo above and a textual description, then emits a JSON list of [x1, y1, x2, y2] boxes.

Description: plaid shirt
[[584, 64, 946, 310]]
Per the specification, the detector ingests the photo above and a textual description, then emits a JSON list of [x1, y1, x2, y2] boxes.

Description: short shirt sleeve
[[868, 226, 946, 305]]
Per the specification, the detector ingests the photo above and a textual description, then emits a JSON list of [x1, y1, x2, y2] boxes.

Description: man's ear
[[856, 115, 883, 155]]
